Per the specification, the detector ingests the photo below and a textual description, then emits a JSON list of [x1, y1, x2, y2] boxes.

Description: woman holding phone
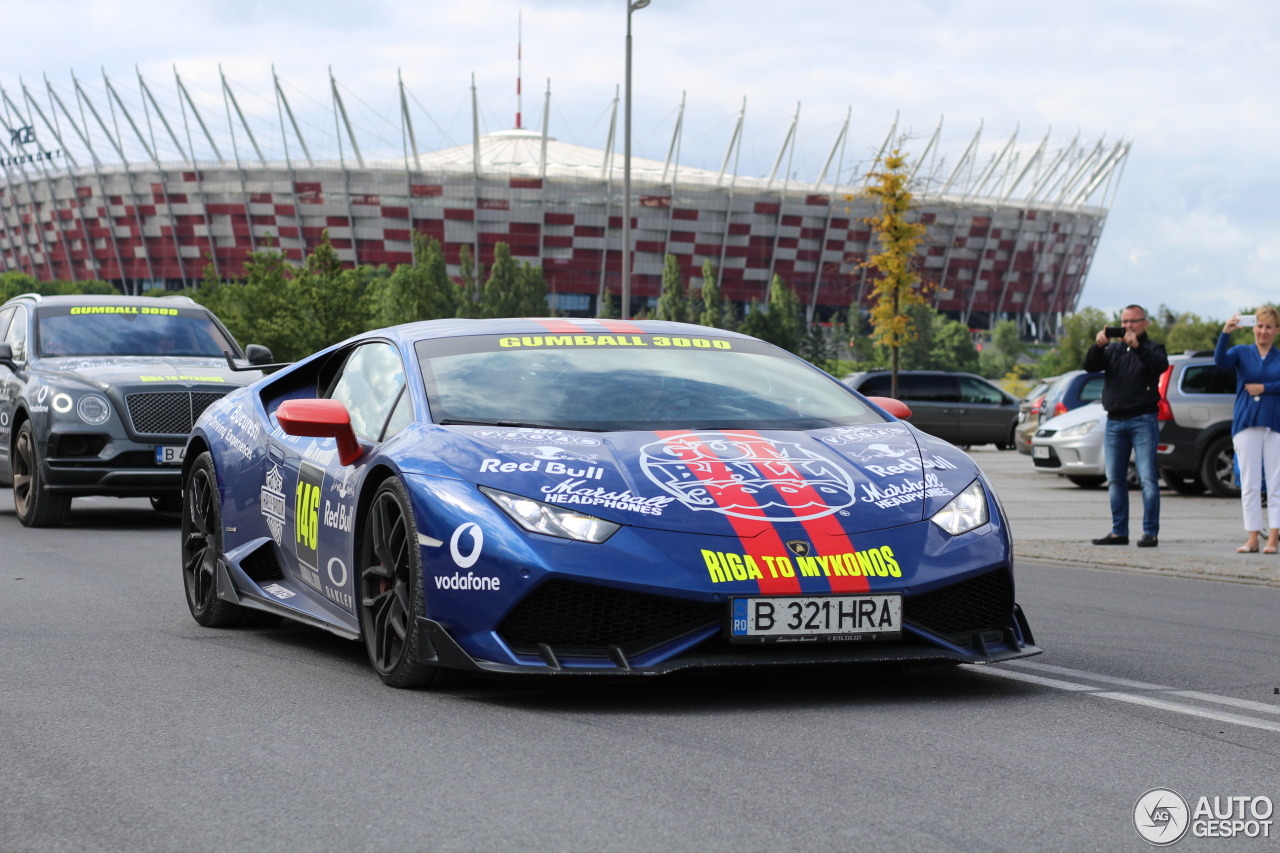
[[1216, 306, 1280, 552]]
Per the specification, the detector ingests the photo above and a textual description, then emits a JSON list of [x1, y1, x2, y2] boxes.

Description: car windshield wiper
[[436, 418, 606, 432]]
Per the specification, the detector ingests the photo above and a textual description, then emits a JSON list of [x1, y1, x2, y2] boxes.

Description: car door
[[957, 375, 1015, 445], [898, 373, 961, 443], [282, 341, 410, 614], [0, 305, 27, 479]]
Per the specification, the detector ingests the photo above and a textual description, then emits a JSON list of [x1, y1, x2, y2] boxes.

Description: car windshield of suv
[[416, 333, 885, 431], [35, 305, 236, 358]]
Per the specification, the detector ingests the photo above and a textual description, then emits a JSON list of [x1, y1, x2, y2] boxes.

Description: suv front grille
[[903, 569, 1013, 638], [125, 391, 227, 436], [498, 580, 721, 655]]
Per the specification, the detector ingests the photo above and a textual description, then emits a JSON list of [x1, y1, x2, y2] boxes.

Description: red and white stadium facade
[[0, 71, 1128, 330]]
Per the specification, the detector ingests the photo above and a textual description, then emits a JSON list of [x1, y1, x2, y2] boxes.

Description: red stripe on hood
[[531, 319, 582, 333], [739, 430, 871, 593], [654, 430, 802, 594], [597, 319, 646, 334]]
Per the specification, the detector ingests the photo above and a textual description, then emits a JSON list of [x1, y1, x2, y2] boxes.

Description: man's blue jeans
[[1105, 413, 1160, 538]]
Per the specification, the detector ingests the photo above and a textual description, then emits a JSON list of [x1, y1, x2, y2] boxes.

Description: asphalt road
[[2, 488, 1279, 853]]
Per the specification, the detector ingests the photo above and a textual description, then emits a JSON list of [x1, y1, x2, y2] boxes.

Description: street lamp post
[[622, 0, 649, 320]]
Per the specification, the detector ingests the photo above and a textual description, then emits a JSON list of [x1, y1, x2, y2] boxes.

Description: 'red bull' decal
[[639, 432, 856, 522]]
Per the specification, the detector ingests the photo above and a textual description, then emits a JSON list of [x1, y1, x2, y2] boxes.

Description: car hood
[[33, 356, 257, 390], [1038, 401, 1105, 432], [404, 423, 981, 536]]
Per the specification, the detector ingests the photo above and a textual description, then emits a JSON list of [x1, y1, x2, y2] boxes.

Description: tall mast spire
[[516, 10, 523, 129]]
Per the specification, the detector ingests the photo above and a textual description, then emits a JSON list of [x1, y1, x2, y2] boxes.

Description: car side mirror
[[0, 342, 11, 368], [868, 396, 912, 420], [276, 399, 362, 466], [245, 344, 274, 366]]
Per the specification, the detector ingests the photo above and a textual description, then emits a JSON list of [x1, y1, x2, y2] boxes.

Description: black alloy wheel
[[182, 452, 260, 627], [1200, 434, 1240, 498], [13, 420, 71, 527], [359, 478, 457, 688]]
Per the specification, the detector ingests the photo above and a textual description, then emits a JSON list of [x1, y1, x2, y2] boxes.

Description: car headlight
[[480, 486, 621, 544], [1057, 419, 1099, 438], [930, 479, 990, 536], [76, 394, 112, 425]]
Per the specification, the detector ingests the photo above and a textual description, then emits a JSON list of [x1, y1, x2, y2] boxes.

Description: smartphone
[[1105, 326, 1125, 338], [1238, 315, 1257, 327]]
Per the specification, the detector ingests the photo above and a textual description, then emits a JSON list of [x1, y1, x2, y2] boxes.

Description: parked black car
[[842, 370, 1020, 447]]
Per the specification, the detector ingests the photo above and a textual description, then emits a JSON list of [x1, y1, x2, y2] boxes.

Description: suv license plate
[[730, 594, 902, 643], [1032, 446, 1050, 458], [155, 446, 185, 466]]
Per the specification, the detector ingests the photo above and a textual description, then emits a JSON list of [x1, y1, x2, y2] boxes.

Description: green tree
[[858, 150, 928, 397], [480, 242, 520, 318], [293, 234, 371, 353], [738, 276, 804, 352], [656, 253, 688, 322], [383, 234, 459, 325], [513, 261, 549, 317], [697, 258, 727, 328], [978, 319, 1025, 378], [1038, 307, 1109, 376], [455, 245, 483, 318], [598, 288, 620, 319]]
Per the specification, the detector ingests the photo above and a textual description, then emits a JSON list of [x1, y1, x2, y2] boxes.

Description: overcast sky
[[2, 0, 1276, 320]]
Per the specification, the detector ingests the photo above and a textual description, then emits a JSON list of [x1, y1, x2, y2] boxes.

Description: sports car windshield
[[416, 333, 886, 431], [36, 305, 236, 358]]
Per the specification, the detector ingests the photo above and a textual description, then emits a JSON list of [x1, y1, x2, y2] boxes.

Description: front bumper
[[1031, 433, 1104, 476], [412, 602, 1043, 676], [41, 439, 184, 495]]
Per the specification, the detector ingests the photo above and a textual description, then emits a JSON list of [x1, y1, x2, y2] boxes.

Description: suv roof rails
[[1186, 350, 1216, 358]]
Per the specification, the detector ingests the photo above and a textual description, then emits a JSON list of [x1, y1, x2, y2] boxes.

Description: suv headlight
[[930, 479, 990, 536], [1057, 419, 1099, 438], [480, 486, 621, 544], [76, 394, 112, 425]]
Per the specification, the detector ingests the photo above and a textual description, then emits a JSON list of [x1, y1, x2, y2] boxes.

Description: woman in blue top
[[1216, 306, 1280, 553]]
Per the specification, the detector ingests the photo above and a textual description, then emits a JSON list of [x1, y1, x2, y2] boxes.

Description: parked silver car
[[1029, 402, 1110, 487]]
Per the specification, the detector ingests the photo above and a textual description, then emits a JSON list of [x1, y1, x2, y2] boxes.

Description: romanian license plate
[[730, 594, 902, 643], [1032, 445, 1050, 459], [155, 446, 185, 465]]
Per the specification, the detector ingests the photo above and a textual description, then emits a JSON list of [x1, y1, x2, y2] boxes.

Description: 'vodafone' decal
[[450, 523, 484, 568]]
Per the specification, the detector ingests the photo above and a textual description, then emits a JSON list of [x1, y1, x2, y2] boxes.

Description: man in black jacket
[[1084, 304, 1169, 547]]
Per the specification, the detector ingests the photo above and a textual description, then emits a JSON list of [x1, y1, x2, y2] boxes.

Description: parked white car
[[1028, 402, 1152, 489]]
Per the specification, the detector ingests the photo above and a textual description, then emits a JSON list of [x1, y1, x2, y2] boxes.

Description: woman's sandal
[[1238, 544, 1260, 553], [1265, 546, 1278, 554]]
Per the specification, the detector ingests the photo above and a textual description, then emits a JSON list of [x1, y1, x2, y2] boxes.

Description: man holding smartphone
[[1084, 304, 1169, 547]]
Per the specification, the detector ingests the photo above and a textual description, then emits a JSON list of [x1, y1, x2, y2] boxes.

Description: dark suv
[[0, 293, 269, 526], [842, 370, 1019, 447]]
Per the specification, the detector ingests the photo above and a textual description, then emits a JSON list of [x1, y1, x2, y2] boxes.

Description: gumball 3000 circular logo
[[1134, 788, 1190, 846], [639, 432, 855, 521]]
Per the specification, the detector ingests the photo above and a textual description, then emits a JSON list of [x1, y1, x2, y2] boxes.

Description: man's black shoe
[[1137, 535, 1158, 548], [1091, 534, 1129, 545]]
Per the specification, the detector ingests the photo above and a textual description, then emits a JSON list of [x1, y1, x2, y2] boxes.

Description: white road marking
[[962, 662, 1280, 734], [1007, 660, 1280, 716]]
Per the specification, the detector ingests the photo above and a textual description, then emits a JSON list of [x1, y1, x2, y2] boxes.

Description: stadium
[[0, 68, 1128, 334]]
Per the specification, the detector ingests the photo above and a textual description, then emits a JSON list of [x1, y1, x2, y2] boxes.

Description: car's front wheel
[[182, 452, 260, 627], [13, 421, 71, 527], [359, 478, 458, 689], [1199, 435, 1240, 498]]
